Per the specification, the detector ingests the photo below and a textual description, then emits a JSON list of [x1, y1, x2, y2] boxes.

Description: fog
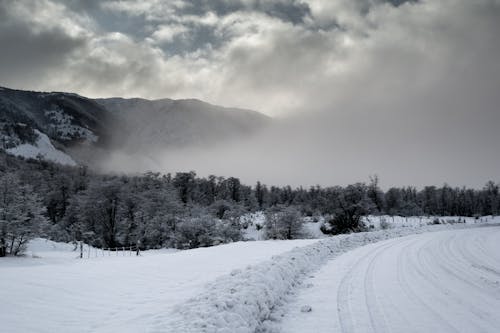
[[99, 98, 500, 188]]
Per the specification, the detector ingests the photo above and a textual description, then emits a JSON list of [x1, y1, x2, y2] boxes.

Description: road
[[280, 226, 500, 333]]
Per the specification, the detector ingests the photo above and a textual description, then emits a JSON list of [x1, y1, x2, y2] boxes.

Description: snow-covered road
[[281, 225, 500, 333]]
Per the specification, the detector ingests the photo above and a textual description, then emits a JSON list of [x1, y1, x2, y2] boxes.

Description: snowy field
[[0, 238, 316, 332], [1, 219, 499, 332]]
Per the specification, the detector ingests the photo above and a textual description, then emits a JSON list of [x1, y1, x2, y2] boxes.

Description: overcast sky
[[1, 0, 499, 187]]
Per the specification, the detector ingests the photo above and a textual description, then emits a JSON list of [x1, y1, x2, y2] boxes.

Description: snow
[[6, 129, 77, 166], [279, 224, 500, 333], [163, 222, 490, 332], [241, 211, 266, 240], [1, 220, 498, 332], [362, 215, 483, 229], [0, 238, 316, 333], [242, 212, 326, 240], [242, 213, 480, 241]]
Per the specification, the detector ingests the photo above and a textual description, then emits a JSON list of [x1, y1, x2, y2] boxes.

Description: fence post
[[80, 241, 83, 259]]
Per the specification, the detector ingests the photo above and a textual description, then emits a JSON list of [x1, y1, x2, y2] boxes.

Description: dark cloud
[[385, 0, 418, 7], [0, 1, 87, 87]]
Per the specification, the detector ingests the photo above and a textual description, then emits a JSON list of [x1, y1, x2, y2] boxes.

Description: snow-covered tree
[[264, 206, 305, 240], [0, 172, 47, 256]]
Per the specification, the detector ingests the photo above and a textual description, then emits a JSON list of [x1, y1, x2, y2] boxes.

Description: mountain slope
[[0, 86, 270, 165], [0, 86, 112, 148], [95, 97, 270, 151]]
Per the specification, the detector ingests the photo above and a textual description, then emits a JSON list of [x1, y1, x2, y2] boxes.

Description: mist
[[99, 95, 500, 189]]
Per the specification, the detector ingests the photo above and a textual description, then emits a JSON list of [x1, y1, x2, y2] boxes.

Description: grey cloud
[[0, 1, 87, 87]]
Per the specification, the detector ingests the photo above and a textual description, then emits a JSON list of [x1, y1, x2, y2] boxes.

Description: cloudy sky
[[1, 0, 499, 187]]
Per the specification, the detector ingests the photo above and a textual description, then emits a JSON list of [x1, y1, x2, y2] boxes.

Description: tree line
[[0, 151, 498, 256]]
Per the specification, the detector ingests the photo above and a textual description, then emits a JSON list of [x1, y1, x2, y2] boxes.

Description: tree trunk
[[0, 237, 5, 257]]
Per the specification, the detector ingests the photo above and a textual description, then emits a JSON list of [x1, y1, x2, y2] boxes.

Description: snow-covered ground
[[6, 129, 76, 166], [1, 220, 499, 332], [242, 212, 485, 241], [362, 215, 486, 229], [0, 238, 316, 332], [280, 225, 500, 333], [165, 223, 495, 332]]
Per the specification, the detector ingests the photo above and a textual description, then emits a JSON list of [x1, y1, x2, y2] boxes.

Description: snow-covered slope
[[6, 129, 76, 166], [0, 86, 108, 148]]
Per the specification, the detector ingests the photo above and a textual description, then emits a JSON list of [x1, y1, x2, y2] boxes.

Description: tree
[[322, 183, 370, 235], [76, 178, 124, 248], [0, 172, 47, 256], [173, 171, 196, 205], [264, 206, 304, 240], [367, 175, 385, 213], [255, 181, 268, 209], [135, 180, 182, 248], [483, 181, 499, 216]]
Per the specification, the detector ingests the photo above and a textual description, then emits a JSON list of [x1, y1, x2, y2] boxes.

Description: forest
[[0, 150, 499, 256]]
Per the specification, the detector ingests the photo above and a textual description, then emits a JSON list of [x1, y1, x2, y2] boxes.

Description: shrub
[[264, 207, 305, 240]]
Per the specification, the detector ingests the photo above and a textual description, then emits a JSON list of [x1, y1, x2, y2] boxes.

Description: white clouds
[[151, 24, 191, 43], [5, 0, 93, 39]]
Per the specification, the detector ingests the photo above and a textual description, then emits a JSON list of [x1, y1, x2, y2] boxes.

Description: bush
[[173, 216, 242, 249], [323, 213, 367, 235], [264, 207, 305, 240]]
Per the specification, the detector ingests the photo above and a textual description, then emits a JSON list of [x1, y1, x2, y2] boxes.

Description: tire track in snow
[[362, 239, 409, 333], [338, 239, 405, 333], [395, 239, 461, 333], [411, 235, 491, 332]]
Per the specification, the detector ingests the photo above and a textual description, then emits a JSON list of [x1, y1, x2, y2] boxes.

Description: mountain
[[95, 97, 270, 151], [0, 86, 270, 166]]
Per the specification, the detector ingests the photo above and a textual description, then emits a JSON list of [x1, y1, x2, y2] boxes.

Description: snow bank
[[28, 238, 77, 252], [163, 223, 486, 332], [362, 215, 486, 229], [6, 129, 76, 166]]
